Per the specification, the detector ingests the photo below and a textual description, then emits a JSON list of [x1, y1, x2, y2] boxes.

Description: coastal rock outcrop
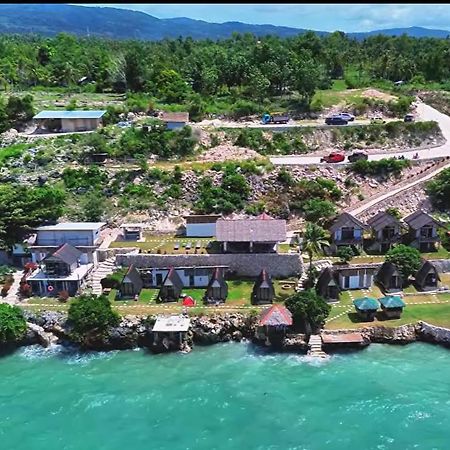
[[417, 321, 450, 347]]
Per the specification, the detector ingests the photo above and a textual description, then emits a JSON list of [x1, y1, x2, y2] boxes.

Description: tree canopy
[[0, 304, 27, 344], [385, 244, 422, 280]]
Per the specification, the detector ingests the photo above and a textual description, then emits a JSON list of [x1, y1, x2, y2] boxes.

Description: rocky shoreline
[[5, 311, 450, 354]]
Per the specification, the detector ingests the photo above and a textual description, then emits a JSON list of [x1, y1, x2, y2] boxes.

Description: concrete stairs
[[307, 334, 328, 358], [296, 259, 333, 291], [89, 257, 116, 296], [3, 270, 24, 304]]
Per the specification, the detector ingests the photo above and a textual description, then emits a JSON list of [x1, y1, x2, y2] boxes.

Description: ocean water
[[0, 343, 449, 450]]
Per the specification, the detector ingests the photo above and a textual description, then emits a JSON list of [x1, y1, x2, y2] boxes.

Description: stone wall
[[115, 253, 302, 278]]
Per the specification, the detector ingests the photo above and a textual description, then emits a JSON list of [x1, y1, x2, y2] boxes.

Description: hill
[[0, 4, 448, 41]]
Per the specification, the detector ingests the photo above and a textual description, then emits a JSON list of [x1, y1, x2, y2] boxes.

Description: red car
[[320, 152, 345, 163]]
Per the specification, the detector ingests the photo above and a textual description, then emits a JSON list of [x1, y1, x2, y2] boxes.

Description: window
[[341, 227, 354, 240]]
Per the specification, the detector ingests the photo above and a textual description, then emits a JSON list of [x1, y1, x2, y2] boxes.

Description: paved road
[[270, 102, 450, 166]]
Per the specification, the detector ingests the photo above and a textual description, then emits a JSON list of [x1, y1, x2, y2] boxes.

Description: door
[[349, 276, 360, 289], [156, 274, 163, 286]]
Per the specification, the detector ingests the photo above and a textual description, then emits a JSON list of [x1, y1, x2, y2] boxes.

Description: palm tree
[[302, 222, 329, 286]]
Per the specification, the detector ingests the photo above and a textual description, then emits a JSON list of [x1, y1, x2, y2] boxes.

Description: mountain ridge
[[0, 4, 448, 40]]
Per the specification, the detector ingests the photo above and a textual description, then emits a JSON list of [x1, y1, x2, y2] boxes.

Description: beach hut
[[152, 315, 191, 351], [251, 269, 275, 305], [119, 265, 143, 298], [316, 267, 340, 302], [158, 267, 183, 302], [256, 304, 293, 346], [204, 267, 228, 304], [353, 297, 380, 322], [376, 262, 403, 293], [414, 260, 440, 291], [378, 295, 406, 319]]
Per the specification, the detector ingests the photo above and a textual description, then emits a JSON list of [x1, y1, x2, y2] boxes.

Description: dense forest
[[0, 32, 449, 111]]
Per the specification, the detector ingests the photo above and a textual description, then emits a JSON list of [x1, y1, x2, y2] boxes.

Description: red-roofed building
[[256, 304, 293, 346]]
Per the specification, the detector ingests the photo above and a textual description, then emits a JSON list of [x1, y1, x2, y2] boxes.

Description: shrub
[[350, 158, 410, 177], [302, 199, 337, 223], [426, 167, 450, 210], [19, 283, 32, 297], [0, 304, 27, 344], [68, 294, 120, 337], [58, 290, 70, 303], [337, 246, 355, 263]]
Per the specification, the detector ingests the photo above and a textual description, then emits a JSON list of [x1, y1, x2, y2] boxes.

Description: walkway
[[89, 257, 116, 296], [2, 270, 24, 305], [307, 334, 328, 358]]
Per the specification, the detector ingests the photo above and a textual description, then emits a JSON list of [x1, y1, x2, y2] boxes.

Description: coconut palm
[[302, 222, 329, 286]]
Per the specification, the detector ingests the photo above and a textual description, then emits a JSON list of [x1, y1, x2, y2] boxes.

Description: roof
[[379, 295, 405, 308], [160, 112, 189, 123], [207, 267, 227, 287], [122, 265, 143, 288], [329, 212, 368, 233], [162, 267, 184, 290], [403, 210, 442, 229], [36, 222, 106, 231], [216, 217, 286, 242], [44, 243, 82, 265], [367, 211, 402, 231], [316, 267, 339, 295], [259, 304, 293, 326], [376, 262, 402, 286], [33, 110, 106, 120], [152, 315, 191, 332], [184, 214, 221, 224], [414, 260, 440, 285], [353, 297, 380, 311]]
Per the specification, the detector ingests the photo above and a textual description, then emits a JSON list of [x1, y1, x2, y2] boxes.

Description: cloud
[[75, 3, 450, 32]]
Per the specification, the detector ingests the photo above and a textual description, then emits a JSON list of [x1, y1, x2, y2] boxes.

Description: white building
[[29, 222, 106, 265], [160, 111, 189, 130], [33, 110, 106, 133]]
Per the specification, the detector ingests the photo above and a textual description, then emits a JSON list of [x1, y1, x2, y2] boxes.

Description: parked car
[[404, 114, 414, 122], [325, 116, 348, 125], [320, 152, 345, 163], [339, 112, 355, 121], [370, 116, 386, 124], [117, 121, 132, 128], [348, 151, 369, 163]]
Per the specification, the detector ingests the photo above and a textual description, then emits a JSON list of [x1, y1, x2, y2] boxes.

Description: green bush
[[350, 158, 410, 177], [426, 167, 450, 209], [386, 244, 422, 281], [68, 294, 120, 338], [0, 304, 27, 344]]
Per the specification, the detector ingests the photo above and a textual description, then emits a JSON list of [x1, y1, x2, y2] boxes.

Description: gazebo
[[353, 297, 380, 322], [379, 295, 406, 319], [256, 304, 293, 346]]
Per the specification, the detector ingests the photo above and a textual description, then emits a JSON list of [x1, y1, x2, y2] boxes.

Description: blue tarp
[[33, 110, 106, 120]]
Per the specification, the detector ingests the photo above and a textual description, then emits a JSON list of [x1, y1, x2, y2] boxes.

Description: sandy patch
[[361, 89, 397, 102], [199, 145, 261, 161]]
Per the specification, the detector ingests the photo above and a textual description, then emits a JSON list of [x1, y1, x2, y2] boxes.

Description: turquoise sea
[[0, 342, 449, 450]]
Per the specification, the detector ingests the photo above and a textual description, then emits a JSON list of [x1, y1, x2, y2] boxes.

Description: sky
[[76, 4, 450, 32]]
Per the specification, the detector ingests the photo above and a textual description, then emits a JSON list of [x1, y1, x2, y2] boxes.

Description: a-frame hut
[[256, 304, 293, 346], [376, 262, 403, 293], [204, 267, 228, 304], [414, 260, 440, 291], [316, 267, 340, 302], [158, 267, 183, 302], [251, 269, 275, 305], [120, 265, 143, 297]]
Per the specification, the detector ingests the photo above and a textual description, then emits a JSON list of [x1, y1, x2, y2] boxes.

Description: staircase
[[307, 334, 328, 358], [89, 257, 116, 296], [296, 259, 333, 291]]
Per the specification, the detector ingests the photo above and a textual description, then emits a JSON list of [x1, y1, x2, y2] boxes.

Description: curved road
[[270, 102, 450, 166]]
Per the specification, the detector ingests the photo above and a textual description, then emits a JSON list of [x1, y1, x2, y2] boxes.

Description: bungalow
[[152, 315, 191, 351], [376, 262, 403, 293], [119, 265, 143, 298], [29, 222, 106, 266], [316, 267, 340, 302], [367, 210, 404, 253], [204, 267, 228, 304], [403, 210, 443, 252], [28, 243, 93, 297], [329, 212, 367, 255], [160, 111, 189, 130], [158, 267, 184, 302], [184, 215, 221, 237], [33, 110, 106, 133], [251, 269, 275, 305], [120, 223, 146, 241], [353, 297, 380, 322], [138, 265, 229, 288], [414, 260, 440, 291], [216, 213, 286, 253], [379, 295, 406, 319], [334, 264, 378, 290], [255, 304, 293, 346]]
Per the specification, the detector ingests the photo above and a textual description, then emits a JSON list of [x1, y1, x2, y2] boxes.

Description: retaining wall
[[115, 253, 302, 278]]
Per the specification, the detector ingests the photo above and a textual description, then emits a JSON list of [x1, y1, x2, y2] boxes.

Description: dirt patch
[[199, 145, 261, 162], [361, 89, 397, 102]]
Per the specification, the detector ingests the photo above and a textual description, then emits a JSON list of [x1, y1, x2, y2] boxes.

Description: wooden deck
[[321, 332, 365, 344]]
